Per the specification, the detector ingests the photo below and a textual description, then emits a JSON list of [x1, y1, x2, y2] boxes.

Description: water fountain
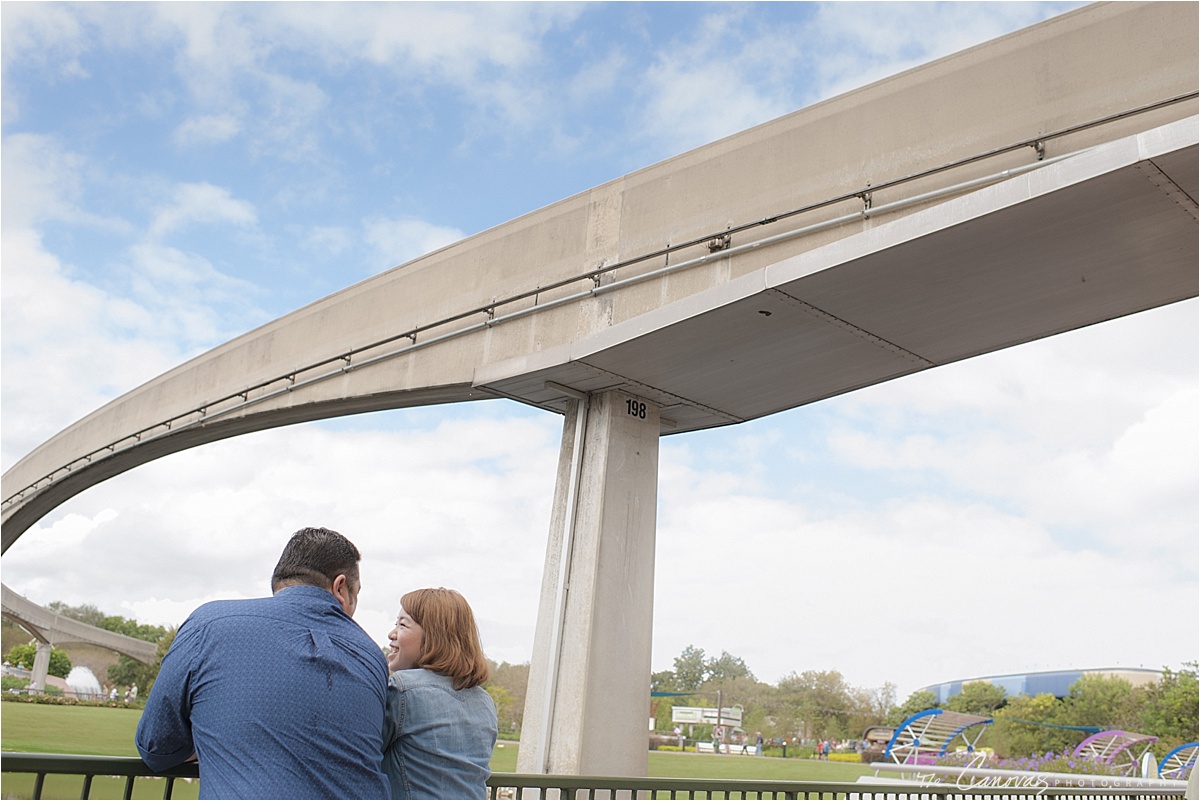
[[65, 666, 102, 700]]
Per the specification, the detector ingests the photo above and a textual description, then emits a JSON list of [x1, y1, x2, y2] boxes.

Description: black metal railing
[[1, 753, 198, 800], [1, 752, 1188, 800]]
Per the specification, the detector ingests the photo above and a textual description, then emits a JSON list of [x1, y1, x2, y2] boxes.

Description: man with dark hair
[[136, 527, 389, 799]]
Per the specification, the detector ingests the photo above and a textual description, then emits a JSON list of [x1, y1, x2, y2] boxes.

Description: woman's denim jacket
[[382, 668, 498, 799]]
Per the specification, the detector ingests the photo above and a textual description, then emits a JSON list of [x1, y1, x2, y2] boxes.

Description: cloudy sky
[[2, 2, 1195, 702]]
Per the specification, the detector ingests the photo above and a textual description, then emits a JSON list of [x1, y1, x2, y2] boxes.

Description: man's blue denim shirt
[[136, 585, 390, 799]]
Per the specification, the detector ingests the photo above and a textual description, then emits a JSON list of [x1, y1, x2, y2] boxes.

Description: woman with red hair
[[383, 587, 498, 799]]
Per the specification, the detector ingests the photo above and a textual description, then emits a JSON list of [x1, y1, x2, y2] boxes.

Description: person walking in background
[[383, 587, 497, 799], [136, 526, 389, 799]]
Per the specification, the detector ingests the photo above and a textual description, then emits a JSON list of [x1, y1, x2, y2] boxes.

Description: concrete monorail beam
[[2, 584, 159, 664]]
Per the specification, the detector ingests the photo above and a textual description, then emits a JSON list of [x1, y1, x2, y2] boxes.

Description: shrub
[[861, 747, 887, 763], [1, 692, 135, 708], [4, 644, 72, 679], [2, 678, 62, 697]]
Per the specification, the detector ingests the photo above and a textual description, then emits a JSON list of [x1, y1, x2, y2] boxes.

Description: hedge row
[[1, 692, 143, 709]]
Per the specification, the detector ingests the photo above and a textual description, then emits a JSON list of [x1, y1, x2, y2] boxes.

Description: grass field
[[1, 703, 145, 756], [1, 701, 873, 798]]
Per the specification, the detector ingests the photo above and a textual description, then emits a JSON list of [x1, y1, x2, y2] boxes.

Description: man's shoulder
[[184, 596, 274, 625]]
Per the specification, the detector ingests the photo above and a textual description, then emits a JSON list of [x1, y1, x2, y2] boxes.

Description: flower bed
[[936, 749, 1127, 777]]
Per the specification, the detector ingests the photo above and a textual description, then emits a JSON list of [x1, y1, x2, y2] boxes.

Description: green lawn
[[647, 751, 872, 782], [1, 701, 873, 796], [1, 703, 145, 756]]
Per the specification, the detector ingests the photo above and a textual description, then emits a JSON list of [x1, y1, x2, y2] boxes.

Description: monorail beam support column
[[518, 389, 660, 778], [30, 640, 51, 692]]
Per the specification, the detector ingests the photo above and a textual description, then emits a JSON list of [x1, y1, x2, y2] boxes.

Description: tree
[[945, 681, 1007, 716], [109, 625, 177, 696], [992, 693, 1076, 758], [4, 643, 71, 679], [1059, 674, 1140, 732], [778, 669, 856, 739], [673, 645, 707, 692], [871, 682, 898, 720], [886, 689, 939, 727], [46, 600, 167, 643], [98, 615, 168, 643], [1140, 662, 1199, 749], [486, 661, 530, 733], [650, 669, 678, 694], [486, 684, 517, 733], [46, 601, 106, 628], [706, 651, 755, 683]]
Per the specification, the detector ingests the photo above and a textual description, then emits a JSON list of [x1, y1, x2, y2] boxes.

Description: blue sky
[[2, 2, 1196, 700]]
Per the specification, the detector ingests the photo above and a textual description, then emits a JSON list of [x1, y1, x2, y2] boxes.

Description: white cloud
[[0, 228, 182, 469], [148, 182, 257, 238], [569, 51, 627, 106], [173, 114, 242, 147], [0, 141, 267, 469], [630, 3, 1086, 156], [3, 3, 597, 168], [0, 134, 121, 232], [263, 3, 581, 80], [303, 225, 354, 257], [2, 411, 561, 666], [634, 8, 800, 153], [804, 3, 1085, 100], [653, 447, 1196, 695], [363, 217, 465, 273], [0, 2, 90, 73], [817, 302, 1198, 569]]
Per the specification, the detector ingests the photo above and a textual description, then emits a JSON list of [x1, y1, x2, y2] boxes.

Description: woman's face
[[386, 607, 424, 672]]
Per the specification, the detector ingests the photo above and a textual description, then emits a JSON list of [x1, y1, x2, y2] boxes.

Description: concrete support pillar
[[30, 641, 51, 691], [517, 389, 660, 777]]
